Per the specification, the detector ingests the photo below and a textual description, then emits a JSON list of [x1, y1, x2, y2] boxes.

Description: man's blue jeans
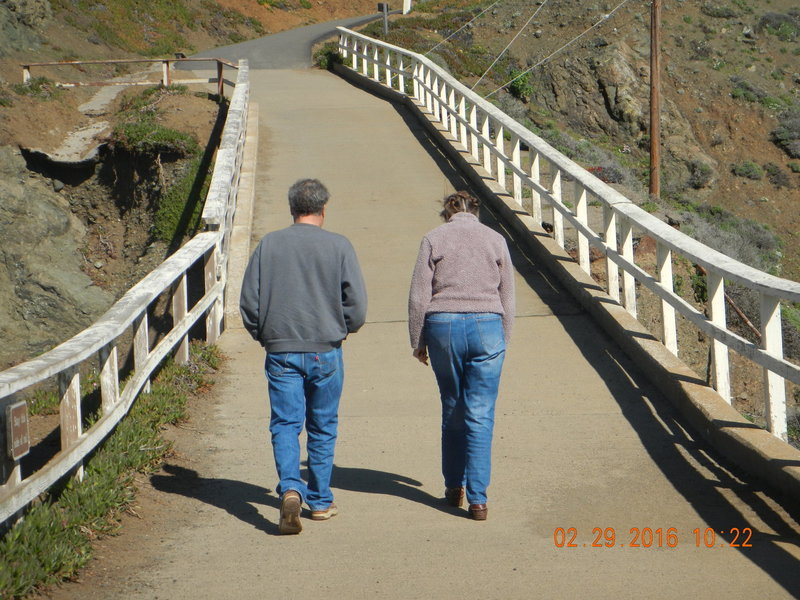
[[265, 347, 343, 510], [425, 313, 505, 505]]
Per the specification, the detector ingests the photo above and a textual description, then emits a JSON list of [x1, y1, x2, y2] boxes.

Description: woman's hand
[[412, 346, 429, 366]]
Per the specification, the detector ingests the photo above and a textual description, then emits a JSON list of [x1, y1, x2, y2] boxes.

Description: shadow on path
[[150, 462, 462, 537]]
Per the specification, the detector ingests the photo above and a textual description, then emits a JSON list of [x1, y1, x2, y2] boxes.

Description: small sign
[[377, 3, 389, 12], [6, 401, 30, 460]]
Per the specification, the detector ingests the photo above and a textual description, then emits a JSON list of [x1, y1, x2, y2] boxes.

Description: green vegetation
[[313, 41, 343, 70], [109, 85, 216, 243], [772, 109, 800, 158], [300, 0, 312, 8], [11, 77, 62, 100], [731, 160, 764, 179], [507, 68, 533, 103], [0, 343, 220, 600], [700, 4, 738, 19]]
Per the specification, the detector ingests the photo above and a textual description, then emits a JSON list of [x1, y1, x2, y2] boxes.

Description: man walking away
[[240, 178, 368, 534]]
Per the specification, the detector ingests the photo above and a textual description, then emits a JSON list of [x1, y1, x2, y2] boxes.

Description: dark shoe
[[445, 487, 464, 508], [310, 503, 338, 521], [469, 503, 488, 521], [279, 490, 302, 534]]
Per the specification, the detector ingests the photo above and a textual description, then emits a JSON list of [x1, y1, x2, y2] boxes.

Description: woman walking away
[[408, 191, 515, 521]]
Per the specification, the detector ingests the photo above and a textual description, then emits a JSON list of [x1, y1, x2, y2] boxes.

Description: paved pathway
[[58, 21, 800, 599]]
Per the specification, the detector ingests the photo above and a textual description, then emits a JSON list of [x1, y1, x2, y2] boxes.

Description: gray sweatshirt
[[240, 223, 367, 353], [408, 212, 515, 349]]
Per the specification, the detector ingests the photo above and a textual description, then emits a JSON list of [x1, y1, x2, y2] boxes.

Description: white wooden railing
[[336, 27, 800, 441], [0, 60, 250, 524]]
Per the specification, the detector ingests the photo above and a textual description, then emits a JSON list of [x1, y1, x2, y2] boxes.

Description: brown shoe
[[469, 503, 488, 521], [310, 503, 338, 521], [279, 490, 302, 534], [444, 487, 464, 508]]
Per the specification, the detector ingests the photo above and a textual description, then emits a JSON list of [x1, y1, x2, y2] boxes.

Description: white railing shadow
[[335, 27, 800, 442], [0, 60, 250, 524]]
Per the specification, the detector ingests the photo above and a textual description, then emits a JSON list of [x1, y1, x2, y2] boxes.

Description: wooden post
[[217, 61, 224, 98], [649, 0, 661, 199], [58, 367, 83, 481], [172, 274, 189, 365], [761, 294, 786, 440]]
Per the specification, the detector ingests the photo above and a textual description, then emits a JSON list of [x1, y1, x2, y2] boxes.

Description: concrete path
[[51, 21, 800, 599], [93, 65, 800, 598]]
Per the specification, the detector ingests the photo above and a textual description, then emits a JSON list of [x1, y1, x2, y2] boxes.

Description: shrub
[[313, 41, 342, 70], [688, 160, 713, 188], [788, 162, 800, 173], [731, 161, 764, 179], [764, 162, 791, 188], [507, 68, 533, 102], [12, 77, 62, 100], [758, 13, 800, 41], [772, 109, 800, 158], [701, 4, 737, 18]]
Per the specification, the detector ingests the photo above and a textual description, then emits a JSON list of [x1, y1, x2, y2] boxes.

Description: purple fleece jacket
[[408, 212, 515, 349]]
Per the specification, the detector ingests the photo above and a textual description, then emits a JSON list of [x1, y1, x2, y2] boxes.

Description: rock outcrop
[[0, 145, 112, 368]]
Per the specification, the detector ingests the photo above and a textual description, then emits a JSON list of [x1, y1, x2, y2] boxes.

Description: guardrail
[[335, 27, 800, 441], [21, 57, 239, 98], [0, 59, 250, 524]]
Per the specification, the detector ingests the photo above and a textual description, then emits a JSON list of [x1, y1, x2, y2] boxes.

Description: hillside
[[0, 0, 375, 368], [367, 0, 800, 283]]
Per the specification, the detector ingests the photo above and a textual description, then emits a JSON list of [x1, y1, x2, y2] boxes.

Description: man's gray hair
[[288, 178, 329, 216]]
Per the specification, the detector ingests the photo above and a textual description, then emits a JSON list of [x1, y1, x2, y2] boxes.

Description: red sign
[[6, 401, 30, 460]]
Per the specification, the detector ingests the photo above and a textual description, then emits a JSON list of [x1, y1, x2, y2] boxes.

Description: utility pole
[[649, 0, 661, 199]]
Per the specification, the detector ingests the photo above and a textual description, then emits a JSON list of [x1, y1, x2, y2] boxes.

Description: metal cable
[[484, 0, 633, 99], [471, 0, 551, 90], [425, 1, 500, 55]]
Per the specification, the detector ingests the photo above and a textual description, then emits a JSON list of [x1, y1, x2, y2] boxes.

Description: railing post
[[340, 32, 349, 61], [604, 205, 619, 302], [362, 43, 369, 76], [707, 271, 730, 402], [217, 61, 224, 98], [495, 125, 506, 190], [458, 96, 468, 149], [398, 55, 405, 93], [99, 342, 120, 415], [134, 312, 151, 394], [448, 88, 458, 139], [372, 45, 380, 80], [22, 65, 31, 83], [384, 49, 392, 86], [58, 366, 83, 481], [620, 216, 637, 317], [205, 245, 221, 345], [530, 150, 542, 225], [424, 68, 433, 113], [511, 137, 522, 207], [469, 104, 479, 161], [172, 274, 189, 365], [760, 293, 787, 440], [352, 39, 359, 70], [551, 169, 564, 249], [162, 60, 171, 87], [656, 242, 677, 354], [575, 183, 589, 274], [481, 115, 492, 175]]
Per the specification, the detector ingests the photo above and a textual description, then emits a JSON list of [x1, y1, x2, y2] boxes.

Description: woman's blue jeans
[[265, 348, 343, 510], [424, 313, 506, 505]]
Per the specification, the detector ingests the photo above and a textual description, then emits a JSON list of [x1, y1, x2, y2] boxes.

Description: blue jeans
[[265, 347, 343, 510], [425, 313, 505, 505]]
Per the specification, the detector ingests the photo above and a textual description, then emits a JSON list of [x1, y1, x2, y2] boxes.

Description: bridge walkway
[[52, 66, 800, 599]]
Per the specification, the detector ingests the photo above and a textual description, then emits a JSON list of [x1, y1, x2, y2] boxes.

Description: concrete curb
[[223, 101, 259, 328], [333, 62, 800, 501]]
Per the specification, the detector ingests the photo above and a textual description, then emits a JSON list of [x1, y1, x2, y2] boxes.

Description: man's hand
[[412, 346, 428, 366]]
